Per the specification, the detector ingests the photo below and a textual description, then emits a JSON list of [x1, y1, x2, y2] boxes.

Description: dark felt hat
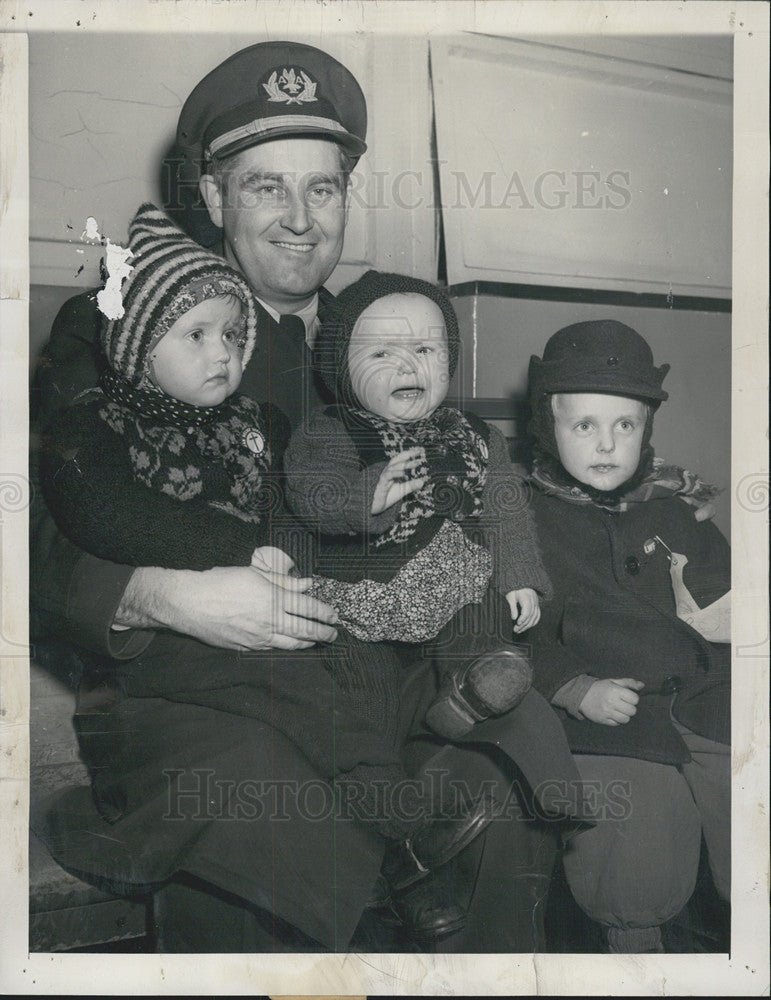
[[177, 41, 367, 165], [315, 270, 461, 405], [528, 319, 669, 406]]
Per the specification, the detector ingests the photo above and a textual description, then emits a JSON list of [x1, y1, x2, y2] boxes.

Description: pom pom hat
[[177, 41, 367, 166], [314, 270, 461, 407], [101, 204, 258, 386]]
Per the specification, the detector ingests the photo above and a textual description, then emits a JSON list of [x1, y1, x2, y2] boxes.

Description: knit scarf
[[97, 370, 272, 521], [101, 367, 225, 428], [530, 450, 720, 514], [350, 406, 489, 547]]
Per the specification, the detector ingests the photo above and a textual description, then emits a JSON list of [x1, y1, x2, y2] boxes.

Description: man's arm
[[30, 290, 158, 657]]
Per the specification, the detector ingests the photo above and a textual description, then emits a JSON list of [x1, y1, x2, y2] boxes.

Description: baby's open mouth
[[391, 386, 424, 399]]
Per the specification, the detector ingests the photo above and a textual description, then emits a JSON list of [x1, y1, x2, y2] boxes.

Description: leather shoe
[[392, 878, 466, 941], [425, 649, 533, 739], [382, 790, 497, 892]]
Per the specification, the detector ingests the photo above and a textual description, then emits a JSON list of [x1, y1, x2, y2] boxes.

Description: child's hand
[[506, 588, 541, 633], [371, 447, 427, 514], [579, 678, 645, 726], [251, 546, 297, 577]]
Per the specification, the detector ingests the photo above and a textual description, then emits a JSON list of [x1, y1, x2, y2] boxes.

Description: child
[[284, 270, 552, 739], [40, 206, 523, 942], [525, 319, 730, 953], [38, 203, 293, 571]]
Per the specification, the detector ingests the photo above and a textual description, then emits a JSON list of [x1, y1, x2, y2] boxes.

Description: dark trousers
[[152, 742, 560, 954]]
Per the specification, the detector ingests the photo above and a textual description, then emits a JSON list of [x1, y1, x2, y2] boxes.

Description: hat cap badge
[[263, 68, 318, 105]]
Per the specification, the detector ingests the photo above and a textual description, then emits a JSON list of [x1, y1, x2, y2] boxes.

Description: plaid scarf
[[350, 406, 489, 547], [530, 452, 720, 514]]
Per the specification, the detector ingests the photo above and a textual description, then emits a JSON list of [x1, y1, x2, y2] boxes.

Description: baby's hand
[[579, 678, 645, 726], [251, 546, 297, 577], [371, 447, 427, 514], [506, 588, 541, 633]]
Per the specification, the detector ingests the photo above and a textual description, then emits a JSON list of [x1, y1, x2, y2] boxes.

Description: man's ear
[[199, 174, 223, 228]]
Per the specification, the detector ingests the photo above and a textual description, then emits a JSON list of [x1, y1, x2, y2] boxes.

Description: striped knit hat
[[100, 203, 258, 386]]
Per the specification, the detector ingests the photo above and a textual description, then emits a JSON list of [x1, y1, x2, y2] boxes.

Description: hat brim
[[208, 123, 367, 163], [528, 357, 669, 403]]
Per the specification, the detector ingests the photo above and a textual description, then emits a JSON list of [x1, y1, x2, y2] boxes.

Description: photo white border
[[1, 1, 768, 995]]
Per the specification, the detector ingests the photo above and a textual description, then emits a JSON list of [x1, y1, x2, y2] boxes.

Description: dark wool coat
[[527, 489, 731, 765]]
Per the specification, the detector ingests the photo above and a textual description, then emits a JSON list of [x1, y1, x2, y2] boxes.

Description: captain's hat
[[177, 41, 367, 165]]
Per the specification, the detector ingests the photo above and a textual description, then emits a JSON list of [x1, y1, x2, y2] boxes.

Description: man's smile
[[272, 241, 315, 253]]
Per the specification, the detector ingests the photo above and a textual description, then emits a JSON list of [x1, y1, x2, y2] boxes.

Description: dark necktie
[[277, 313, 306, 340], [270, 314, 309, 427]]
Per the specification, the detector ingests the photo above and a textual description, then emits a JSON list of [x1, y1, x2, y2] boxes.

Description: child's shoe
[[425, 649, 533, 740]]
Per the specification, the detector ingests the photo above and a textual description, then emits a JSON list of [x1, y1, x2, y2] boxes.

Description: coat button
[[661, 675, 683, 695], [624, 555, 640, 574]]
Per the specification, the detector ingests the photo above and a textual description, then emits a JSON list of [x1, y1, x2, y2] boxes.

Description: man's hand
[[371, 447, 427, 514], [116, 565, 339, 651], [505, 588, 541, 633], [579, 678, 645, 726], [251, 545, 297, 576]]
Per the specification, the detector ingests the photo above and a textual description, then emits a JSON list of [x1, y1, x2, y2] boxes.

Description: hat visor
[[537, 372, 668, 402], [210, 123, 366, 162]]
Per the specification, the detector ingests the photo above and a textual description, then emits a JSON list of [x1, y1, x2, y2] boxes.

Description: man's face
[[552, 392, 648, 492], [200, 138, 349, 313]]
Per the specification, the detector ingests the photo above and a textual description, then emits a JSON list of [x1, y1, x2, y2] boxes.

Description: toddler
[[40, 202, 288, 573], [284, 270, 553, 738], [525, 319, 730, 953]]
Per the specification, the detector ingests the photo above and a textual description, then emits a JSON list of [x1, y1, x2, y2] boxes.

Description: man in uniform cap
[[32, 41, 565, 954], [31, 41, 376, 953]]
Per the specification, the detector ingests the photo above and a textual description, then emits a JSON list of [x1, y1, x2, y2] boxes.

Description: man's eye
[[575, 422, 592, 432], [415, 345, 433, 355], [248, 182, 281, 197], [307, 185, 334, 205]]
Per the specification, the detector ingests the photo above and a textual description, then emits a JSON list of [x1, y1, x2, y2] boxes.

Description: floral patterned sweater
[[39, 391, 290, 572]]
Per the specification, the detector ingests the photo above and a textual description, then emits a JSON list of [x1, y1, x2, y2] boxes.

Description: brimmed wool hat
[[528, 319, 668, 465], [314, 270, 461, 406], [101, 203, 258, 385], [177, 41, 367, 166], [528, 320, 669, 406]]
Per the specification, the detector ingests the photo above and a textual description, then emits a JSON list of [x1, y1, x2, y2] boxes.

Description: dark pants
[[151, 740, 561, 954]]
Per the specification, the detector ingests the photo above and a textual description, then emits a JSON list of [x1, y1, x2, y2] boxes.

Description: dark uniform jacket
[[528, 489, 731, 765]]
